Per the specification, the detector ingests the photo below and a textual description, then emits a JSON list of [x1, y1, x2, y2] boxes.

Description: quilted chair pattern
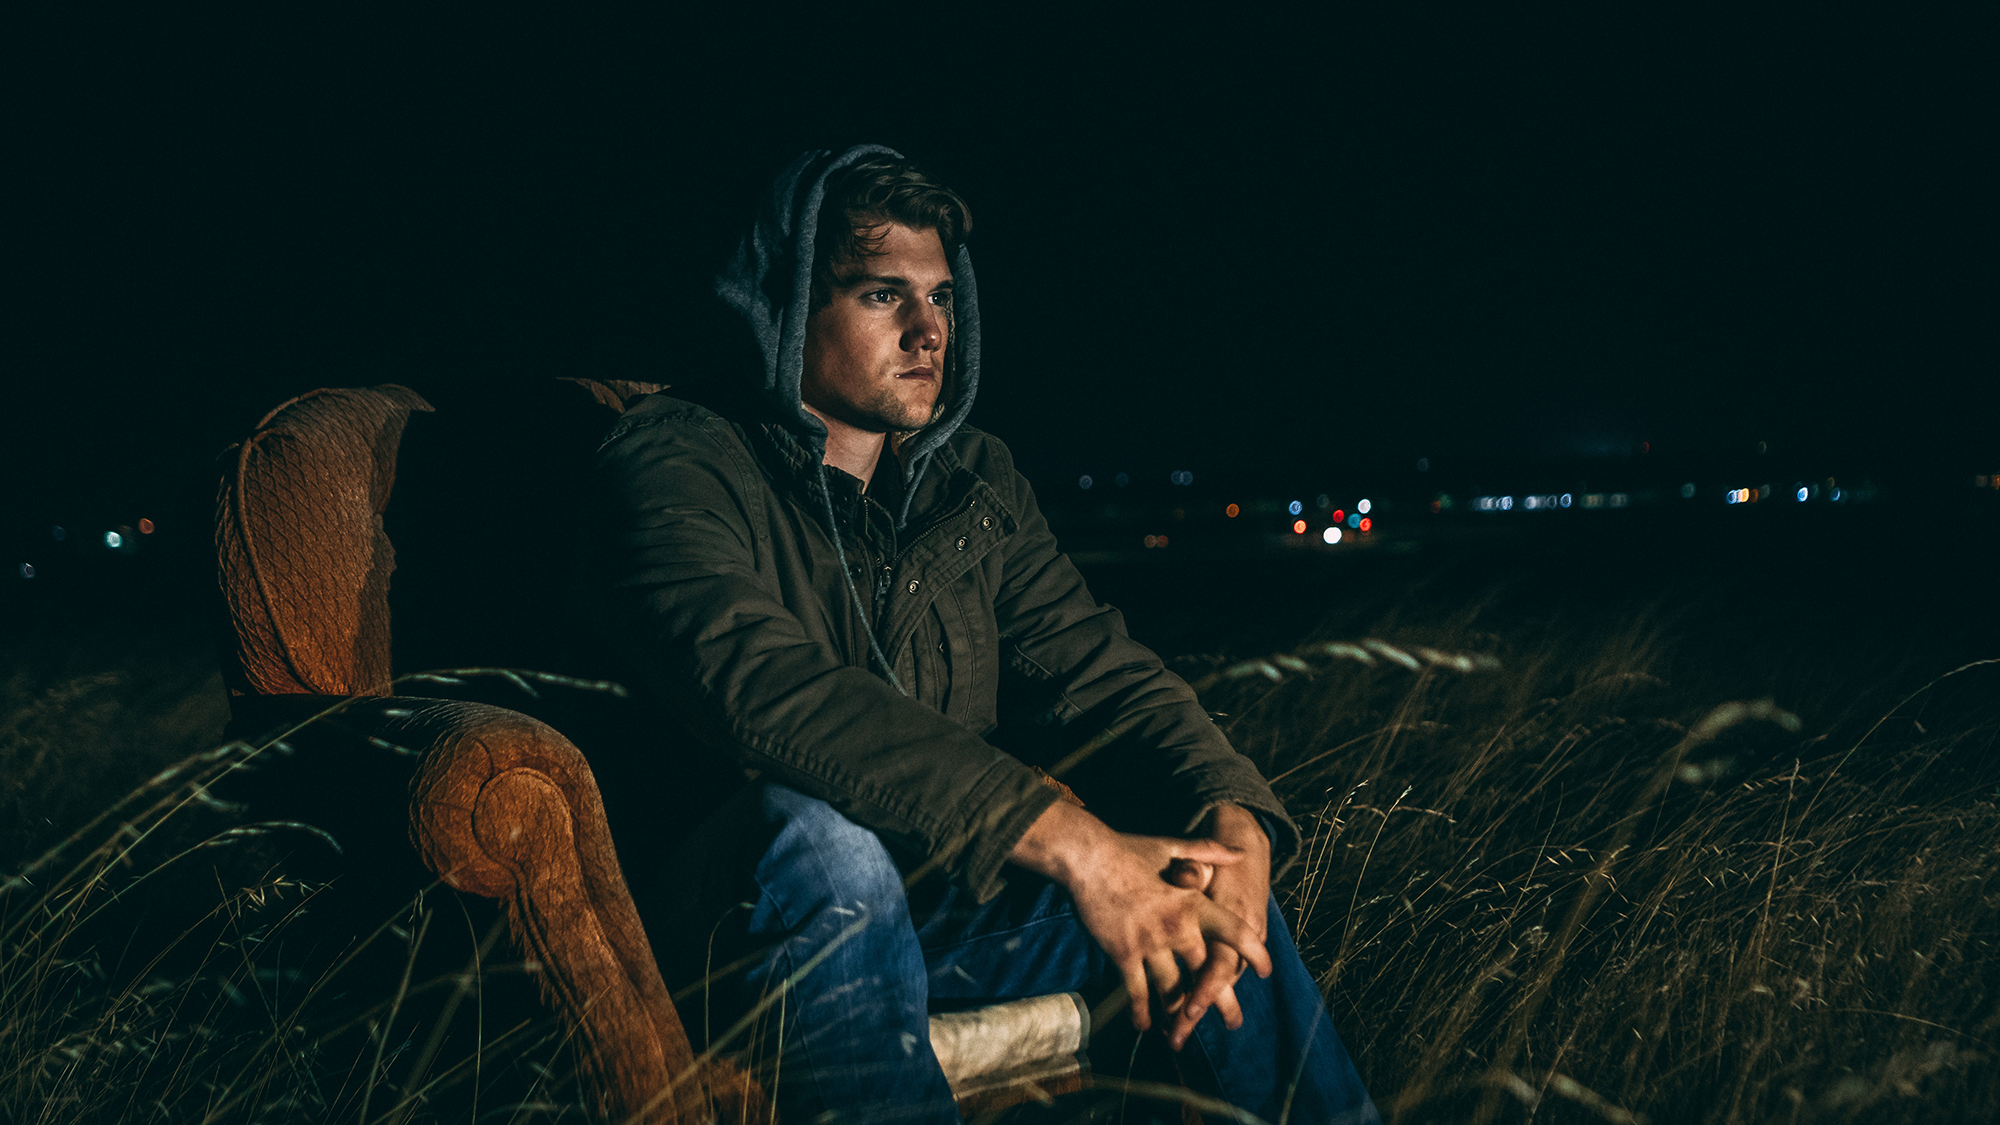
[[215, 384, 433, 697]]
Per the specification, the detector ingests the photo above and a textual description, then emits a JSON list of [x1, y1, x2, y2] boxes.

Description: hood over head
[[715, 145, 981, 504]]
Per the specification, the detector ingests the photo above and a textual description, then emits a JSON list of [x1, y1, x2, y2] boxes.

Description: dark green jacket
[[585, 395, 1299, 901]]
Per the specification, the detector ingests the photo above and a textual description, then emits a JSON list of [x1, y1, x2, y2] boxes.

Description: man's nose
[[902, 304, 944, 353]]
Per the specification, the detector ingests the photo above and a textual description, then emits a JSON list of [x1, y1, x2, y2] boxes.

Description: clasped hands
[[1008, 799, 1274, 1051]]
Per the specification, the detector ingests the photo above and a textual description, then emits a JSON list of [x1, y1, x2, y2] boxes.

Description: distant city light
[[1143, 534, 1170, 548], [1416, 458, 1430, 472], [1524, 495, 1539, 510], [1681, 482, 1697, 499], [1500, 496, 1514, 511], [17, 563, 32, 579], [1332, 509, 1345, 522], [1315, 494, 1330, 509], [1357, 499, 1372, 515], [1358, 518, 1372, 533], [104, 531, 124, 549], [1346, 513, 1361, 528], [51, 526, 65, 542], [1609, 493, 1629, 508], [1079, 475, 1094, 490], [1830, 488, 1844, 501], [1796, 487, 1809, 502], [1115, 472, 1130, 487], [1287, 500, 1302, 515], [1322, 527, 1341, 544], [138, 518, 155, 534], [1225, 503, 1240, 518], [1559, 493, 1573, 508], [1292, 519, 1308, 535], [1170, 470, 1194, 486]]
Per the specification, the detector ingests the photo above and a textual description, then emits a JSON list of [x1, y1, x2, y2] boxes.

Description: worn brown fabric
[[402, 700, 759, 1124], [216, 385, 433, 696], [584, 395, 1302, 903]]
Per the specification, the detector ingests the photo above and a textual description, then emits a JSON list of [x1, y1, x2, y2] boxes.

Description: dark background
[[5, 7, 1995, 592]]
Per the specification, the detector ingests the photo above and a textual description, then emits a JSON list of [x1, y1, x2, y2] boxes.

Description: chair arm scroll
[[397, 699, 760, 1124]]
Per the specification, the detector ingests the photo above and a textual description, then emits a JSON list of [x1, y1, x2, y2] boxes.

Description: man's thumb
[[1170, 839, 1245, 866]]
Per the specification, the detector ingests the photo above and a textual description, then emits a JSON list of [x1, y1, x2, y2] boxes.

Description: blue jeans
[[643, 783, 1377, 1124]]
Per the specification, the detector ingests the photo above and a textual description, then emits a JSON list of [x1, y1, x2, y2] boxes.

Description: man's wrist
[[1008, 798, 1111, 887]]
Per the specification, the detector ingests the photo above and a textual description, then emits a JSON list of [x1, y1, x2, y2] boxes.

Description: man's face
[[802, 222, 953, 435]]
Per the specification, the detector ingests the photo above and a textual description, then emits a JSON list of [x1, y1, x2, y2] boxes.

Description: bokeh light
[[1292, 519, 1307, 534], [1322, 527, 1341, 544]]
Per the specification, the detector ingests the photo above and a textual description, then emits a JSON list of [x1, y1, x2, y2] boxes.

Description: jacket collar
[[747, 418, 1007, 542]]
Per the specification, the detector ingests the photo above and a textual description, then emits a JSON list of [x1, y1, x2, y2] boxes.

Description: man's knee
[[752, 783, 905, 914]]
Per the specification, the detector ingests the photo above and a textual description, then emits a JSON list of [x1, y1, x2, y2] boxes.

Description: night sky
[[7, 8, 1994, 533]]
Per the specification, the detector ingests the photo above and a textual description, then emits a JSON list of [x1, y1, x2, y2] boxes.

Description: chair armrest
[[392, 699, 760, 1125]]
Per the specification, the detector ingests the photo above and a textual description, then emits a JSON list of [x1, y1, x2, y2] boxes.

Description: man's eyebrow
[[837, 274, 956, 290]]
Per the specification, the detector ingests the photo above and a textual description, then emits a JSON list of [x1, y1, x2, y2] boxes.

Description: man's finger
[[1213, 980, 1244, 1030], [1198, 901, 1273, 978], [1168, 949, 1240, 1050], [1165, 858, 1214, 891], [1120, 959, 1153, 1032], [1145, 951, 1185, 1005]]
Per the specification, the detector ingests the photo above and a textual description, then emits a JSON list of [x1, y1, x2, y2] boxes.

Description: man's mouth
[[896, 367, 937, 381]]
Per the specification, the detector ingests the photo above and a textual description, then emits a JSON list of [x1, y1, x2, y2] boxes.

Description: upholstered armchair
[[212, 383, 1088, 1122]]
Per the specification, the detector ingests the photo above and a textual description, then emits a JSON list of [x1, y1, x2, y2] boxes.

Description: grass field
[[4, 532, 1998, 1123]]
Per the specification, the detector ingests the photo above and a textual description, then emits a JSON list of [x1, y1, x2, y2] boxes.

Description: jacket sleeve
[[984, 439, 1303, 876], [585, 412, 1057, 901]]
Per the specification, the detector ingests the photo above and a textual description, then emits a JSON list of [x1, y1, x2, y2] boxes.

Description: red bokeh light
[[1358, 518, 1372, 533], [138, 518, 155, 534]]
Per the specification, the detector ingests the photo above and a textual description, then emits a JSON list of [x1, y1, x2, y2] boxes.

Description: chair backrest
[[216, 384, 433, 697], [216, 379, 662, 700]]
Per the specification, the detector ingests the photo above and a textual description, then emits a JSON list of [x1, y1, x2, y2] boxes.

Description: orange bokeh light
[[1225, 503, 1240, 518], [1358, 518, 1372, 532], [1292, 520, 1307, 534], [138, 518, 155, 534]]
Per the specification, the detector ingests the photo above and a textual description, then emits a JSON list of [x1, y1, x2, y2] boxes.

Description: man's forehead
[[830, 222, 952, 278]]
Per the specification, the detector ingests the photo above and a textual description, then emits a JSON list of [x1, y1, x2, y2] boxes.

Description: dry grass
[[0, 664, 589, 1124], [1190, 618, 2000, 1124], [5, 611, 1999, 1123]]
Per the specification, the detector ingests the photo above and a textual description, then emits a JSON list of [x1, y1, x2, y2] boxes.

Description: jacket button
[[906, 579, 921, 594], [980, 516, 994, 530], [954, 535, 969, 551]]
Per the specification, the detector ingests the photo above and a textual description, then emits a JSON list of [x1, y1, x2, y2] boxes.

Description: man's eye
[[865, 290, 898, 304], [930, 292, 953, 307]]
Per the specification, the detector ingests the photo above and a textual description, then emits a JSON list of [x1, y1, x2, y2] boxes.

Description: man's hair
[[810, 156, 972, 309]]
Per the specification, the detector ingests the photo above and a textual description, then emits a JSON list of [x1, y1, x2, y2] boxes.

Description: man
[[585, 145, 1374, 1122]]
